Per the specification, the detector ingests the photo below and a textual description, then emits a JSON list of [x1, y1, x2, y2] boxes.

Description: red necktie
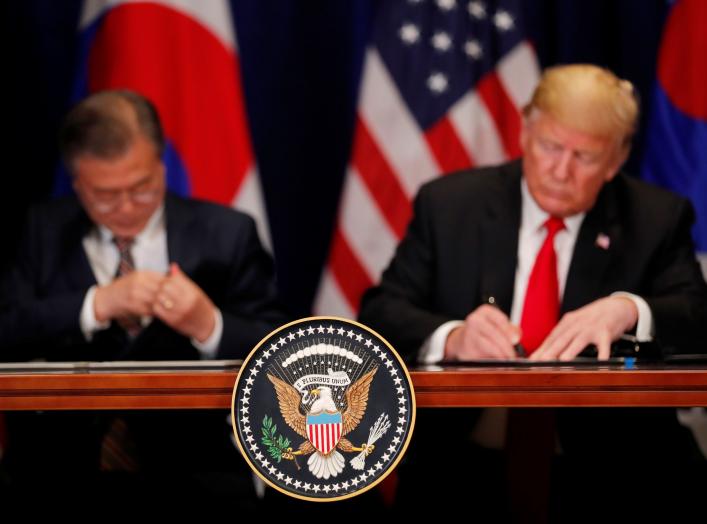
[[519, 216, 565, 354]]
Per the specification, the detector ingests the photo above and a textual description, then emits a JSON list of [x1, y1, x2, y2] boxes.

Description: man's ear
[[519, 118, 530, 154], [604, 144, 631, 182], [519, 108, 538, 155]]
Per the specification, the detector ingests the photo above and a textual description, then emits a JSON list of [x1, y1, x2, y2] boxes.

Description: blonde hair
[[524, 64, 639, 145]]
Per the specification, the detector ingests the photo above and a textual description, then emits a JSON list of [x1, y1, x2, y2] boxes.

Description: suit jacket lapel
[[165, 193, 198, 274], [478, 164, 522, 316], [562, 181, 619, 314], [63, 210, 97, 290]]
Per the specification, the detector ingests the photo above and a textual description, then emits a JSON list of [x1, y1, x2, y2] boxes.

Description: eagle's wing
[[266, 374, 307, 438], [342, 367, 378, 436], [298, 440, 315, 455], [337, 437, 354, 452]]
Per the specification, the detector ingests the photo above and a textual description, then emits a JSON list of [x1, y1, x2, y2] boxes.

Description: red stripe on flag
[[424, 116, 475, 173], [351, 117, 412, 239], [477, 71, 523, 159], [88, 3, 252, 204], [328, 229, 373, 313]]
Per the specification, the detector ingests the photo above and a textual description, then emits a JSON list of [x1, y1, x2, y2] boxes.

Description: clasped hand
[[93, 262, 216, 342]]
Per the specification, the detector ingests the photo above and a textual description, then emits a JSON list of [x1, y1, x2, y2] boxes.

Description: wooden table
[[1, 362, 703, 520], [1, 362, 706, 410]]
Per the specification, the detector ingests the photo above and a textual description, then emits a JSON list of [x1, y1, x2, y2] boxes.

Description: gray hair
[[59, 89, 165, 170]]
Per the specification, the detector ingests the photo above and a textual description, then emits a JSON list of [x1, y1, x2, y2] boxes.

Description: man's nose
[[551, 149, 573, 180], [116, 191, 136, 212]]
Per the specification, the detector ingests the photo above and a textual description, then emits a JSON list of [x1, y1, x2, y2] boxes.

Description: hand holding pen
[[486, 295, 527, 358], [444, 296, 525, 361]]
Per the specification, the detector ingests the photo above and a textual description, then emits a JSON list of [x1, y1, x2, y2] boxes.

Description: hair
[[524, 64, 639, 146], [59, 89, 164, 170]]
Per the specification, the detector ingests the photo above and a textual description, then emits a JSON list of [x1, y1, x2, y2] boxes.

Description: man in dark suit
[[1, 89, 284, 363], [0, 90, 286, 502], [359, 65, 707, 520]]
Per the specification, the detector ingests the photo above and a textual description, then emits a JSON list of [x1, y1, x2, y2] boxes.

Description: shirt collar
[[95, 204, 166, 246], [520, 178, 585, 235]]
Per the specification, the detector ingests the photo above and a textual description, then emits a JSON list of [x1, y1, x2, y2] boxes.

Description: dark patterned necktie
[[113, 236, 142, 337], [100, 417, 139, 471], [100, 237, 141, 471]]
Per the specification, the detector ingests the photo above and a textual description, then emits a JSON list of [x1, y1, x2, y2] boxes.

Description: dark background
[[0, 0, 669, 316]]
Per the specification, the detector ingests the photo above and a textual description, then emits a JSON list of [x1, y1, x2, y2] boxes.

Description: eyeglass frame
[[74, 170, 164, 214]]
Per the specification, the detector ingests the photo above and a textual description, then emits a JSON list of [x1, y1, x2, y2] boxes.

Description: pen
[[485, 295, 526, 358]]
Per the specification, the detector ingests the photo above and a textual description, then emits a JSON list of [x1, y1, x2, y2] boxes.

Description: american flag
[[314, 0, 540, 318]]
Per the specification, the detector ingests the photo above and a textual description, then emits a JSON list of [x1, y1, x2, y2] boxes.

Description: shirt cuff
[[80, 285, 111, 341], [191, 308, 223, 359], [611, 292, 654, 341], [418, 320, 464, 364]]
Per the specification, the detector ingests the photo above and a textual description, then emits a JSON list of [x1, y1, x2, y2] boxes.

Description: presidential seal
[[231, 317, 415, 502]]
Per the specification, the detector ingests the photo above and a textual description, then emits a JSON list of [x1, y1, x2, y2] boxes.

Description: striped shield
[[306, 412, 343, 455]]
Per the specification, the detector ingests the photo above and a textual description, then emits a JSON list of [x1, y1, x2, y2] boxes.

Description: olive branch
[[261, 415, 299, 469]]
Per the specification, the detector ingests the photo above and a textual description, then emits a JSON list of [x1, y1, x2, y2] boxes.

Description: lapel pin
[[595, 233, 610, 250]]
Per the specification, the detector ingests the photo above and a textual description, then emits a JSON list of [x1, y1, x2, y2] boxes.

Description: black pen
[[485, 295, 527, 358]]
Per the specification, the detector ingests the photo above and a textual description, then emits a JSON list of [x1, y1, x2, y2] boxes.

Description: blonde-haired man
[[359, 64, 707, 517], [361, 63, 706, 363]]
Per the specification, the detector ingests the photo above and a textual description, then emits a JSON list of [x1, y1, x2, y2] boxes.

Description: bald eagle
[[267, 368, 377, 479]]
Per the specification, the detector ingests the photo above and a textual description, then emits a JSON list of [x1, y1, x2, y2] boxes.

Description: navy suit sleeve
[[0, 208, 88, 360], [643, 198, 707, 355], [216, 215, 287, 359], [359, 185, 453, 361]]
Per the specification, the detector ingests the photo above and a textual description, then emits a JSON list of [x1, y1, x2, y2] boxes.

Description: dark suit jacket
[[0, 192, 287, 361], [359, 161, 707, 464], [0, 193, 288, 477], [360, 160, 707, 360]]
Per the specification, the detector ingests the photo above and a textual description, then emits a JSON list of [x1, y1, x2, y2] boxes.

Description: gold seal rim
[[231, 315, 416, 503]]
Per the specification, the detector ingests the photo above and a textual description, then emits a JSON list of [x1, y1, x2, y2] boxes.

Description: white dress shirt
[[419, 178, 653, 363], [78, 205, 223, 358]]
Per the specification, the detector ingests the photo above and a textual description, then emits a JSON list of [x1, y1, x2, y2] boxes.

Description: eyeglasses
[[78, 176, 162, 214]]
